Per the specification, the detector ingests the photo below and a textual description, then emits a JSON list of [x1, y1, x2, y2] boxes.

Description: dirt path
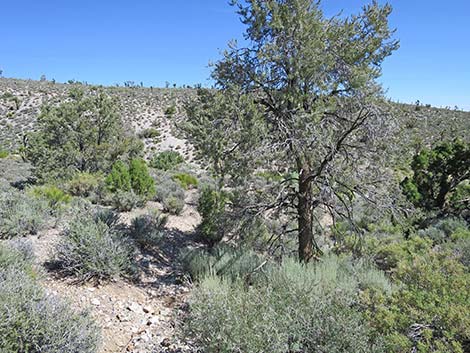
[[31, 195, 201, 353]]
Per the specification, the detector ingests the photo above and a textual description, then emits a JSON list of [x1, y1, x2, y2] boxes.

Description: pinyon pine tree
[[183, 0, 399, 261], [26, 89, 143, 181]]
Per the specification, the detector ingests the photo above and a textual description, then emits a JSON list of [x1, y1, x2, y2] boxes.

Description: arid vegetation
[[0, 0, 469, 352]]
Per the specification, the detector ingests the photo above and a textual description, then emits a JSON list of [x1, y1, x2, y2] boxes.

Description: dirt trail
[[32, 195, 201, 353]]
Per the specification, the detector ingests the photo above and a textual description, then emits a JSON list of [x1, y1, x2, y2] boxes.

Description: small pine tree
[[106, 161, 131, 192], [129, 159, 156, 199], [197, 187, 228, 246]]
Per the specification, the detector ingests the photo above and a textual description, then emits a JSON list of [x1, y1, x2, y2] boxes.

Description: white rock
[[127, 301, 143, 313], [91, 298, 100, 306], [147, 316, 159, 325]]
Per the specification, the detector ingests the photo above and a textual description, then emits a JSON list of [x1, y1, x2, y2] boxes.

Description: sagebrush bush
[[0, 186, 50, 239], [185, 255, 389, 353], [0, 242, 35, 278], [154, 172, 185, 214], [163, 195, 185, 215], [0, 150, 8, 158], [154, 172, 184, 200], [66, 172, 104, 198], [150, 150, 184, 171], [110, 190, 144, 212], [54, 210, 136, 282], [0, 243, 99, 353], [129, 210, 167, 248]]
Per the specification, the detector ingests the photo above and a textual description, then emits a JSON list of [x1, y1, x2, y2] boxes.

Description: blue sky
[[1, 0, 469, 110]]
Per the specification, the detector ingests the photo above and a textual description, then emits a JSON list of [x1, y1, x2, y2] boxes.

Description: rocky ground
[[27, 191, 202, 353], [0, 75, 205, 352]]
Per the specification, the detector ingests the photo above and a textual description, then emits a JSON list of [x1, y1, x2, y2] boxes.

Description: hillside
[[0, 78, 196, 160], [1, 77, 469, 158], [0, 76, 469, 353]]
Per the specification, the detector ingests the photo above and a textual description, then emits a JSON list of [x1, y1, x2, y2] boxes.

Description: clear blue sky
[[1, 0, 469, 110]]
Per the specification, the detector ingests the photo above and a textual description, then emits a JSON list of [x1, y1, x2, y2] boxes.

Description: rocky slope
[[0, 78, 195, 161]]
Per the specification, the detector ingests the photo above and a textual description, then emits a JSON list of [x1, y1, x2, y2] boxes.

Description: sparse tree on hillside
[[183, 0, 398, 262], [26, 89, 143, 181], [401, 139, 470, 216]]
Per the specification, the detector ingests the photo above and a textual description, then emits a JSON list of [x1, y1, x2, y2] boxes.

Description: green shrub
[[129, 210, 167, 248], [107, 159, 155, 200], [181, 245, 267, 282], [163, 195, 185, 215], [110, 190, 144, 212], [367, 249, 470, 352], [138, 128, 161, 139], [29, 185, 71, 210], [185, 255, 390, 353], [0, 150, 8, 158], [106, 161, 131, 192], [165, 105, 177, 117], [0, 242, 35, 278], [129, 158, 155, 198], [150, 150, 184, 171], [197, 186, 228, 246], [0, 186, 50, 239], [172, 173, 198, 190], [373, 235, 432, 272], [54, 210, 136, 282], [66, 172, 104, 198], [0, 267, 99, 353]]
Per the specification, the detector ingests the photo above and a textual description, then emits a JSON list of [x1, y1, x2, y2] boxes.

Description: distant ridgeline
[[0, 78, 194, 151], [0, 77, 468, 162]]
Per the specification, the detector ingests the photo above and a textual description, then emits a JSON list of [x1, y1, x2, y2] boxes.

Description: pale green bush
[[154, 172, 186, 215], [129, 210, 167, 248], [66, 172, 104, 199], [0, 244, 99, 353], [110, 190, 144, 212], [54, 210, 136, 282], [181, 245, 267, 282], [172, 172, 198, 190], [0, 186, 50, 239], [162, 195, 185, 215], [28, 185, 71, 210], [185, 255, 390, 353]]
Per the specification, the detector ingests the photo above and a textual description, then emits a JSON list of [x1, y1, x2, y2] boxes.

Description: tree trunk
[[297, 167, 316, 262]]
